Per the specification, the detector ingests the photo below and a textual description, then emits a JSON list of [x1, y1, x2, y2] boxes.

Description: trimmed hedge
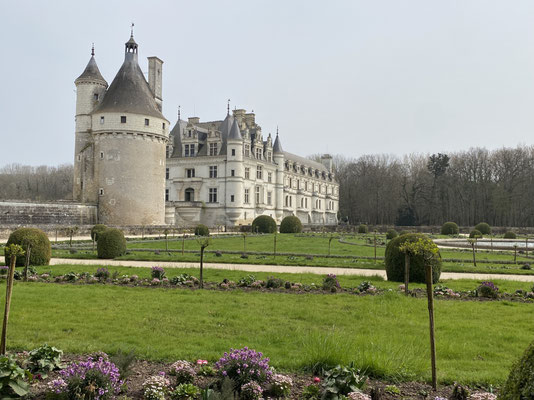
[[386, 229, 398, 240], [280, 216, 302, 234], [97, 228, 126, 259], [503, 231, 517, 239], [358, 224, 368, 234], [5, 227, 51, 266], [194, 224, 210, 237], [251, 215, 277, 234], [441, 222, 459, 235], [469, 229, 482, 239], [384, 233, 441, 284], [499, 340, 534, 400], [90, 224, 108, 242], [474, 222, 491, 235]]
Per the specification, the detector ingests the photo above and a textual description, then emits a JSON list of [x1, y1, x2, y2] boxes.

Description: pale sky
[[2, 0, 534, 166]]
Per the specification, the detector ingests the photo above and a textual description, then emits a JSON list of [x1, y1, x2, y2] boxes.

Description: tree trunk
[[472, 243, 477, 267], [425, 262, 437, 390], [404, 253, 410, 295], [23, 244, 31, 282], [374, 233, 377, 263], [199, 247, 204, 289], [1, 254, 17, 354]]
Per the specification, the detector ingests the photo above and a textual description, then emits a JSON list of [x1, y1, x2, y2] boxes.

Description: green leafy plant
[[27, 344, 64, 377], [384, 385, 400, 395], [499, 339, 534, 400], [171, 273, 196, 285], [474, 222, 491, 235], [302, 383, 321, 400], [357, 224, 368, 234], [321, 363, 367, 399], [110, 349, 136, 380], [0, 354, 31, 398], [503, 231, 517, 239], [266, 276, 284, 289], [385, 229, 398, 240], [91, 224, 108, 243], [170, 383, 201, 400], [194, 225, 210, 237], [469, 229, 482, 239], [238, 275, 257, 287]]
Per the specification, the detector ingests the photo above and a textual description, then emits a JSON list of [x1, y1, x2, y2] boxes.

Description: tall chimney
[[147, 57, 163, 111]]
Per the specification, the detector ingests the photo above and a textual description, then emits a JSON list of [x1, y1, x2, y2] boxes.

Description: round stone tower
[[89, 33, 169, 225], [224, 115, 244, 225]]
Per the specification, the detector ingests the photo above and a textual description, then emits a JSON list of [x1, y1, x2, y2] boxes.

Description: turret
[[273, 130, 285, 221], [73, 45, 108, 202], [224, 115, 244, 225]]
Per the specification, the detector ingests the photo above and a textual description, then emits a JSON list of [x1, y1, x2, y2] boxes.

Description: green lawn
[[3, 279, 533, 386]]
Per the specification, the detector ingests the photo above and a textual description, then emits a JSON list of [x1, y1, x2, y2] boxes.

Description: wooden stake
[[404, 253, 410, 295], [199, 246, 204, 289], [425, 262, 437, 390], [1, 254, 17, 354]]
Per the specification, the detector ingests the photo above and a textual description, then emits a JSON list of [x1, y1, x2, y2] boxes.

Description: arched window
[[185, 188, 195, 202]]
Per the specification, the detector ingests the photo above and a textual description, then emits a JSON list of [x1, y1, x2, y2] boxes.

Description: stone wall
[[0, 201, 97, 226]]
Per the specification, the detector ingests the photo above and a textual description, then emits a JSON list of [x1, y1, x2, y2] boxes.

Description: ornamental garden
[[1, 218, 534, 399]]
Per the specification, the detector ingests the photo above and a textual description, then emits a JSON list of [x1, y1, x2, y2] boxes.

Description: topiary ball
[[504, 231, 517, 239], [251, 215, 277, 234], [469, 229, 482, 239], [280, 216, 302, 233], [385, 233, 441, 284], [499, 340, 534, 400], [386, 229, 398, 240], [194, 224, 210, 236], [441, 222, 459, 236], [358, 224, 368, 234], [474, 222, 491, 235], [90, 224, 108, 242], [97, 228, 126, 259], [5, 227, 51, 266]]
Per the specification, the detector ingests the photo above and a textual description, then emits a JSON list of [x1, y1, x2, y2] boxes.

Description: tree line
[[0, 164, 73, 201], [332, 146, 534, 227]]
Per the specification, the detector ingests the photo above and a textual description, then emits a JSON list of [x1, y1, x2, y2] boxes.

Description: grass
[[3, 279, 533, 386]]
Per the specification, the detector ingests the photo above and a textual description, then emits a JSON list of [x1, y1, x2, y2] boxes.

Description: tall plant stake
[[404, 253, 410, 295], [1, 245, 24, 355], [273, 231, 277, 258], [23, 244, 31, 282], [425, 259, 437, 390]]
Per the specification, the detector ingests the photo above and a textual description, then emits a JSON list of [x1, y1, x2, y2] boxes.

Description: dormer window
[[209, 143, 218, 156], [188, 130, 192, 138], [121, 116, 127, 123]]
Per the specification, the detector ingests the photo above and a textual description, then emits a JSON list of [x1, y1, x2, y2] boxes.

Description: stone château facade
[[73, 32, 338, 227]]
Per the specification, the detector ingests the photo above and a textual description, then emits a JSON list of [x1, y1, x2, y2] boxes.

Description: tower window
[[145, 118, 150, 126], [165, 189, 169, 201], [231, 149, 236, 156], [100, 152, 104, 159], [100, 116, 105, 124], [162, 123, 166, 129], [94, 93, 99, 101], [230, 195, 235, 202], [121, 116, 127, 123], [231, 169, 235, 177]]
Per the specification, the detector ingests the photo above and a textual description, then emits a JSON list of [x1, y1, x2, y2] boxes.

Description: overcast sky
[[2, 0, 534, 166]]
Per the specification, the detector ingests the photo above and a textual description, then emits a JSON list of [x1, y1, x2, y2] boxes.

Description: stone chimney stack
[[321, 154, 333, 172], [147, 57, 163, 111]]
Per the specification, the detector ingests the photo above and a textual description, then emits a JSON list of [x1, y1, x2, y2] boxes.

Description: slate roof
[[75, 56, 107, 85], [283, 152, 329, 172], [228, 118, 242, 140], [273, 134, 283, 153]]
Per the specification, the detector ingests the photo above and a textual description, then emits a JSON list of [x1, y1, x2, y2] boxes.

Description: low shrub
[[441, 222, 459, 235], [499, 339, 534, 400], [322, 363, 367, 399], [151, 266, 166, 280], [522, 263, 531, 270], [215, 347, 272, 387], [194, 225, 210, 237], [384, 233, 441, 284], [357, 224, 368, 234], [280, 216, 302, 233], [477, 281, 499, 299], [302, 383, 321, 400], [170, 360, 196, 384], [97, 228, 126, 259], [27, 344, 64, 377], [5, 227, 51, 266], [95, 267, 110, 280], [0, 354, 30, 398], [251, 215, 277, 234], [474, 222, 491, 235], [238, 275, 257, 287], [91, 224, 108, 242], [268, 374, 293, 398], [323, 274, 340, 292], [503, 231, 517, 239], [469, 230, 482, 239], [386, 229, 398, 240], [170, 383, 200, 400], [265, 276, 284, 289]]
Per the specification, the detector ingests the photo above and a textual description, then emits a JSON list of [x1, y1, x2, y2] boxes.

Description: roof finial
[[276, 125, 279, 135], [178, 105, 181, 121], [91, 43, 95, 57], [227, 99, 230, 115], [130, 22, 135, 38]]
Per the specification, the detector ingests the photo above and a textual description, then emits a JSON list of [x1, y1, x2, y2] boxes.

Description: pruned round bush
[[280, 216, 302, 234], [386, 229, 398, 240], [469, 229, 482, 239], [5, 227, 51, 266], [194, 224, 210, 236], [474, 222, 491, 235], [504, 231, 517, 239], [90, 224, 107, 242], [357, 224, 368, 234], [385, 233, 441, 284], [97, 228, 126, 259], [251, 215, 277, 234], [499, 340, 534, 400], [441, 222, 459, 236]]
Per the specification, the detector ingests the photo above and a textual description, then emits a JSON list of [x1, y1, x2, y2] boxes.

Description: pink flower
[[196, 359, 208, 365], [313, 377, 321, 383]]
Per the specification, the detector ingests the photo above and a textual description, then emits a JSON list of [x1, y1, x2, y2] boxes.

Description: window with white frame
[[209, 166, 217, 178], [209, 142, 218, 156], [244, 145, 250, 157], [267, 191, 272, 205], [244, 188, 250, 203], [256, 166, 263, 179], [255, 148, 262, 159], [245, 167, 250, 179], [267, 172, 272, 183], [209, 188, 217, 203], [186, 168, 195, 178], [255, 186, 260, 204], [184, 144, 195, 157]]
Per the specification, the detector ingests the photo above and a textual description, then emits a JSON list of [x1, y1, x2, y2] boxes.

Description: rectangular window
[[165, 168, 169, 179], [267, 191, 272, 205], [99, 188, 104, 196], [256, 166, 263, 179], [209, 166, 217, 178], [268, 172, 272, 183], [245, 167, 250, 179], [209, 188, 217, 203], [255, 148, 262, 159], [209, 142, 218, 156], [121, 116, 126, 123], [94, 93, 99, 101], [185, 144, 189, 157], [230, 195, 235, 202], [186, 168, 195, 178], [231, 169, 235, 177], [145, 118, 150, 126], [190, 144, 195, 156], [244, 145, 250, 157], [244, 189, 250, 203], [267, 151, 272, 162], [163, 123, 166, 129], [255, 186, 261, 204], [289, 178, 292, 188], [305, 181, 308, 191], [100, 116, 104, 124], [231, 149, 236, 156], [165, 189, 169, 201]]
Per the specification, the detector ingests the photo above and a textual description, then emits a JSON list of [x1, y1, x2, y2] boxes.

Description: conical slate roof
[[92, 44, 164, 119], [228, 118, 242, 140], [273, 133, 283, 153], [218, 113, 234, 138], [75, 56, 107, 85]]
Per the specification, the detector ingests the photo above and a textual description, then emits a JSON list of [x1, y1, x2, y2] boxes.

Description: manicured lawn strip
[[3, 283, 533, 385], [33, 264, 534, 296]]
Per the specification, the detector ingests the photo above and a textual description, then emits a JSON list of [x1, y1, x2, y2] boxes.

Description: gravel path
[[2, 256, 533, 282]]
